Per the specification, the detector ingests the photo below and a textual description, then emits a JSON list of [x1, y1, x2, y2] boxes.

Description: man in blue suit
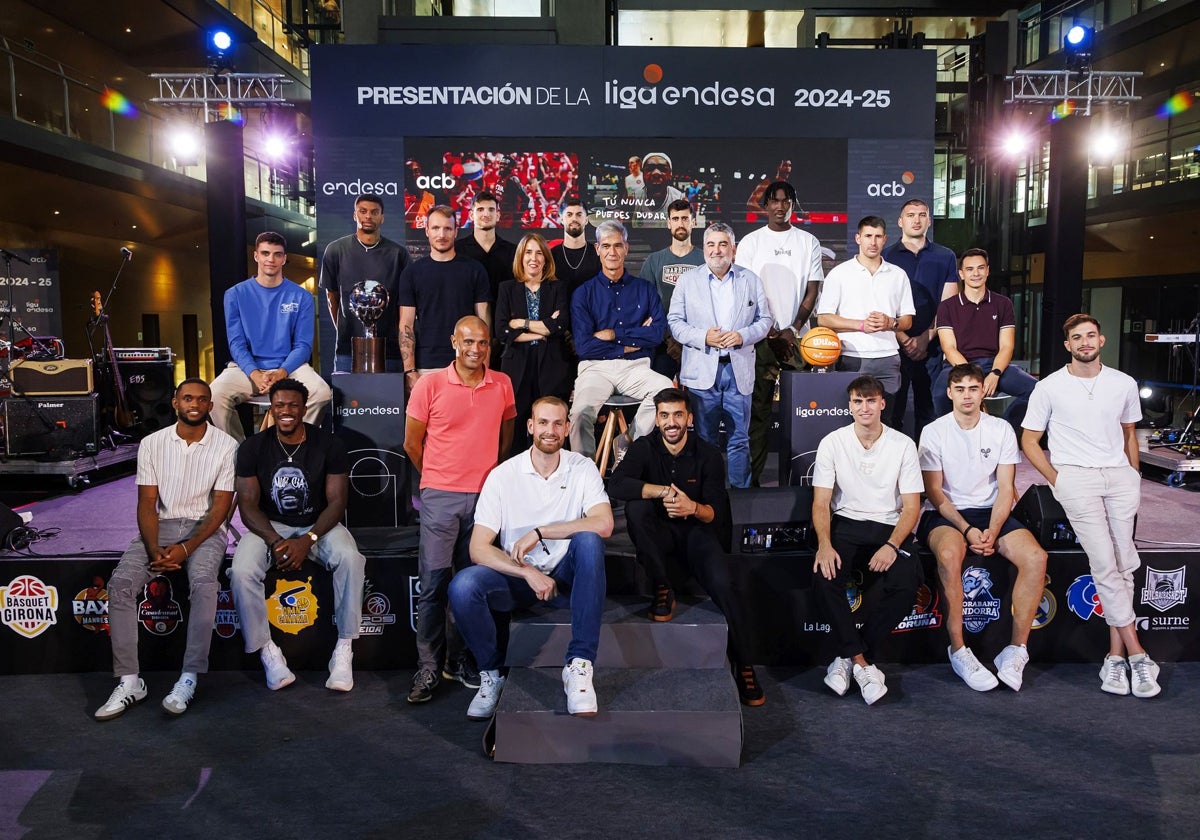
[[668, 222, 774, 488]]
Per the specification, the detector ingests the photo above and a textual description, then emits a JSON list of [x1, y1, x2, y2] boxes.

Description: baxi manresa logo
[[1, 574, 59, 638], [1066, 574, 1104, 621], [72, 575, 110, 635], [1140, 567, 1187, 613], [961, 567, 1001, 633]]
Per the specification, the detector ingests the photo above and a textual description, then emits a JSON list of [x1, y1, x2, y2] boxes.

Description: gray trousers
[[416, 487, 479, 672], [108, 519, 226, 676], [230, 521, 365, 653]]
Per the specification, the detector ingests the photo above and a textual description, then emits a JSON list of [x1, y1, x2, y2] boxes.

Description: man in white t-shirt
[[1021, 314, 1161, 698], [816, 216, 915, 412], [448, 396, 614, 720], [734, 180, 825, 485], [918, 364, 1047, 692], [811, 375, 924, 705]]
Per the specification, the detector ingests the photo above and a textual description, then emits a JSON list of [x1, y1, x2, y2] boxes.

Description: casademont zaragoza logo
[[1, 574, 60, 638]]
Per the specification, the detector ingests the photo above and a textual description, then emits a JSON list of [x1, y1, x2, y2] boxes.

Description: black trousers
[[814, 515, 923, 659], [624, 499, 751, 663]]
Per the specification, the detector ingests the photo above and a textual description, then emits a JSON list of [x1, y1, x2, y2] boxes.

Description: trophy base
[[352, 337, 386, 374]]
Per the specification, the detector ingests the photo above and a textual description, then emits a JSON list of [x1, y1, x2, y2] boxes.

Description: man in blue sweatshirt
[[210, 232, 332, 441]]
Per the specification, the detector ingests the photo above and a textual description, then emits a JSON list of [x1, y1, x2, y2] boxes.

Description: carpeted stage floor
[[3, 455, 1200, 838]]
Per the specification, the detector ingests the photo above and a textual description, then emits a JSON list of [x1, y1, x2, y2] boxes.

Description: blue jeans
[[933, 356, 1037, 419], [448, 532, 607, 670], [691, 362, 751, 488]]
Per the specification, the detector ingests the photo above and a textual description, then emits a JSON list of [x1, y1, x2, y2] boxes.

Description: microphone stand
[[88, 250, 136, 449]]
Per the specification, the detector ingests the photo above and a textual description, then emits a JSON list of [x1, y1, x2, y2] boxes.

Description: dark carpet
[[3, 661, 1198, 839]]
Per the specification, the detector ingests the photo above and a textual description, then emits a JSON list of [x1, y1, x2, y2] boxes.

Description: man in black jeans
[[609, 387, 764, 707]]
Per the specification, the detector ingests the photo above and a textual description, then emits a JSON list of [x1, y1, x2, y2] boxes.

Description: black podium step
[[505, 596, 729, 669], [492, 666, 743, 767]]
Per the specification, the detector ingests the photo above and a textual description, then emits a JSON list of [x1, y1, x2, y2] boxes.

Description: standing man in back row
[[320, 193, 410, 373], [881, 199, 958, 438], [550, 198, 601, 303], [735, 181, 824, 485], [641, 198, 705, 381]]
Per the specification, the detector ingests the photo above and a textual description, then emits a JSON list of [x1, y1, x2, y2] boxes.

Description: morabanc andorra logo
[[1, 574, 60, 638]]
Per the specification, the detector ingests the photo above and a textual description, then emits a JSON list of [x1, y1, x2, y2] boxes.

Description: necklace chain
[[560, 242, 586, 271], [277, 431, 306, 463]]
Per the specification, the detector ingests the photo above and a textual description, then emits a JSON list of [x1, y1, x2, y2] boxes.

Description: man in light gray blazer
[[668, 222, 774, 487]]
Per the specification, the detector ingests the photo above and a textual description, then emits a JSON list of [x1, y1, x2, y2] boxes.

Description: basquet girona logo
[[0, 574, 60, 638]]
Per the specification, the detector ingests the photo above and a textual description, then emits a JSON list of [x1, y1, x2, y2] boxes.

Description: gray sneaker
[[95, 678, 148, 721], [467, 669, 506, 720], [1100, 655, 1130, 696], [1128, 654, 1161, 698], [950, 645, 999, 692], [162, 676, 196, 716], [407, 668, 440, 704], [823, 657, 853, 697], [993, 644, 1030, 692], [853, 663, 888, 706]]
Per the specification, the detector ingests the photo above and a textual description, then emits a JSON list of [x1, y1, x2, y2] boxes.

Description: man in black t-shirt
[[230, 378, 365, 693], [549, 199, 600, 303], [319, 193, 410, 373], [455, 190, 518, 306], [398, 205, 492, 392]]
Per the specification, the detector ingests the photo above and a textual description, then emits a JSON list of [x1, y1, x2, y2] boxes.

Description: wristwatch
[[990, 368, 1003, 377], [305, 531, 319, 543]]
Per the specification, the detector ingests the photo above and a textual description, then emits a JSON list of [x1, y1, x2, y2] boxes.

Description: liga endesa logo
[[606, 63, 775, 111], [867, 171, 916, 197], [337, 399, 402, 418], [795, 399, 851, 419]]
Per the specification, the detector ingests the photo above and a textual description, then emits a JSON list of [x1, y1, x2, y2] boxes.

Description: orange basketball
[[798, 326, 841, 367]]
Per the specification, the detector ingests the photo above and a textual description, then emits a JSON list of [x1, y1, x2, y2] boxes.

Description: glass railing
[[1019, 0, 1172, 65], [0, 35, 314, 217], [213, 0, 319, 72]]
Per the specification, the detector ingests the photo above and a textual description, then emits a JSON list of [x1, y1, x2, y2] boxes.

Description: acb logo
[[415, 174, 456, 190], [867, 181, 906, 197]]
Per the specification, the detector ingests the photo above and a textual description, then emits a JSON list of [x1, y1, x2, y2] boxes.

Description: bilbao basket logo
[[893, 583, 943, 633], [267, 578, 318, 634], [1, 574, 59, 638], [1141, 567, 1187, 613], [213, 587, 241, 639], [962, 567, 1001, 633], [72, 575, 110, 635], [139, 575, 182, 636], [1066, 574, 1104, 621]]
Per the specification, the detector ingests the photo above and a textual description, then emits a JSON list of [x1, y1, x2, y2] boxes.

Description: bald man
[[404, 316, 517, 704]]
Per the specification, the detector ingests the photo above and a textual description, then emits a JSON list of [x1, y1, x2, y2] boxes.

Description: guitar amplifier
[[10, 359, 93, 395], [729, 485, 814, 555], [5, 394, 99, 457]]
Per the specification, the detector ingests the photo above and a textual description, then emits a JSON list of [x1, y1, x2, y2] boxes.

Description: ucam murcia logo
[[1141, 567, 1187, 613], [606, 64, 774, 111], [0, 574, 59, 639], [267, 578, 319, 634], [961, 567, 1002, 633], [72, 576, 110, 635], [1066, 574, 1104, 621], [893, 584, 943, 632]]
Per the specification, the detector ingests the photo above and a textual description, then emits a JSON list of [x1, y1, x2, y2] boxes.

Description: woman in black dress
[[495, 233, 573, 457]]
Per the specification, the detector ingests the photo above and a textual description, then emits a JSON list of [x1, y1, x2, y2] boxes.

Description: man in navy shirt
[[568, 220, 673, 458], [880, 199, 958, 438]]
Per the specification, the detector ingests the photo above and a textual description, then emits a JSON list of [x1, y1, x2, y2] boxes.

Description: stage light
[[1091, 130, 1122, 160], [206, 27, 236, 74], [1001, 132, 1030, 157], [1140, 386, 1154, 400], [1065, 26, 1089, 47], [1062, 25, 1094, 70], [263, 134, 289, 159], [169, 128, 201, 166]]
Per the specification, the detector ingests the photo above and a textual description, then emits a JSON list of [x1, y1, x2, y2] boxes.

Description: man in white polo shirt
[[811, 375, 924, 706], [96, 379, 238, 720], [918, 363, 1047, 692], [1021, 314, 1162, 698], [449, 396, 614, 720], [816, 215, 915, 412]]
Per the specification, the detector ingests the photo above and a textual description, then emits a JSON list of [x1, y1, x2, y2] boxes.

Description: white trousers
[[568, 358, 673, 457]]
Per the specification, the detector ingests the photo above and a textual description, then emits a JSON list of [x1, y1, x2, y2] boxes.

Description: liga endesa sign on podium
[[778, 370, 857, 486]]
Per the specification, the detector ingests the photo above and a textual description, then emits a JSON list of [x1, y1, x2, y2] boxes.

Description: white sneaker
[[949, 645, 999, 692], [1128, 653, 1161, 699], [326, 646, 354, 692], [467, 669, 507, 720], [94, 678, 148, 721], [261, 641, 296, 691], [562, 658, 598, 716], [823, 657, 853, 697], [1100, 655, 1130, 696], [853, 663, 888, 706], [993, 644, 1030, 692], [162, 676, 196, 716]]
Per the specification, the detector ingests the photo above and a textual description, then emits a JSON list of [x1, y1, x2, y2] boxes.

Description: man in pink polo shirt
[[404, 315, 516, 704]]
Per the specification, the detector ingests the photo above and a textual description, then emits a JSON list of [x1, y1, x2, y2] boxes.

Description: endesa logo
[[322, 178, 400, 197], [606, 63, 775, 111], [795, 399, 850, 420], [867, 171, 916, 197], [337, 399, 402, 418]]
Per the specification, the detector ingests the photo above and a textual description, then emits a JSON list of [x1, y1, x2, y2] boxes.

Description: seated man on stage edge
[[918, 363, 1047, 692], [210, 231, 332, 441], [448, 397, 612, 720], [812, 374, 923, 705]]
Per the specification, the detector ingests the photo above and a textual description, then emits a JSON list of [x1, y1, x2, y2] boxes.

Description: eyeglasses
[[642, 163, 670, 173]]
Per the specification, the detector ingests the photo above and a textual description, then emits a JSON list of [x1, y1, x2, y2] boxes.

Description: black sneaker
[[442, 657, 482, 690], [649, 584, 675, 622], [733, 662, 765, 707], [407, 668, 440, 704]]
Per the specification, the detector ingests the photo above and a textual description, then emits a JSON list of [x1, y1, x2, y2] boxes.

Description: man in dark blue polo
[[880, 199, 959, 438], [568, 220, 673, 458]]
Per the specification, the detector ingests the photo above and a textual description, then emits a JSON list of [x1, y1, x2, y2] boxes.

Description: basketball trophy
[[350, 280, 389, 373]]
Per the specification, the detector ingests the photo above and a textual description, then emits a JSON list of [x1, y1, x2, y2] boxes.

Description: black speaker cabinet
[[4, 394, 99, 457], [10, 359, 93, 395], [1013, 484, 1079, 548], [729, 485, 814, 555], [119, 360, 175, 434]]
